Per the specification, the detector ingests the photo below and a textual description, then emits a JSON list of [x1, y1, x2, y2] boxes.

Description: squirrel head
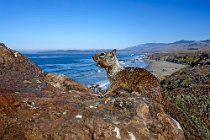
[[92, 49, 117, 68]]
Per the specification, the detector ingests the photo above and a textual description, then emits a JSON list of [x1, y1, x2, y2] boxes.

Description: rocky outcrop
[[0, 91, 185, 140], [0, 43, 91, 96], [0, 43, 185, 139], [0, 43, 48, 94]]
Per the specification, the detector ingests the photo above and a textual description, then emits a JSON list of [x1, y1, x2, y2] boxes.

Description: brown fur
[[93, 49, 162, 103]]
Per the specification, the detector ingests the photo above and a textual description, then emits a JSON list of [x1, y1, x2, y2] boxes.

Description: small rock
[[63, 111, 67, 115], [75, 114, 82, 119], [114, 127, 121, 139], [128, 132, 136, 140], [23, 80, 32, 84], [14, 52, 19, 57], [36, 80, 42, 83], [89, 105, 97, 109]]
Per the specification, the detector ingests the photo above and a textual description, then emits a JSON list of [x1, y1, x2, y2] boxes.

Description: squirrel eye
[[99, 52, 106, 56]]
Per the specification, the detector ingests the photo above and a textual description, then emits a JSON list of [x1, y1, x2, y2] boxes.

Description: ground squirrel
[[92, 49, 162, 103]]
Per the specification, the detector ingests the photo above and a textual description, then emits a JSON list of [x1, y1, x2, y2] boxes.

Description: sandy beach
[[145, 59, 187, 81]]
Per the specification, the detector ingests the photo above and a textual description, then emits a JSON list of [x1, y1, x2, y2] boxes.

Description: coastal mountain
[[125, 39, 210, 52], [28, 39, 210, 54]]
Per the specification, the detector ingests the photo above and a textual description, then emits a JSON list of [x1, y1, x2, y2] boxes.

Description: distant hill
[[125, 39, 210, 52], [171, 40, 195, 44]]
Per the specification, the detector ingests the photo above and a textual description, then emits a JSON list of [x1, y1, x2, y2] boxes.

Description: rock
[[0, 43, 91, 96], [0, 43, 51, 94], [46, 73, 92, 93], [0, 43, 185, 139], [0, 92, 15, 107], [0, 91, 185, 140]]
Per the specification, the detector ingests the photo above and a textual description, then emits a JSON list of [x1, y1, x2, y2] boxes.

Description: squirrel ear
[[111, 49, 117, 55]]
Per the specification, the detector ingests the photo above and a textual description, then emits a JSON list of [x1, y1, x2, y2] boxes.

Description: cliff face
[[0, 43, 185, 139]]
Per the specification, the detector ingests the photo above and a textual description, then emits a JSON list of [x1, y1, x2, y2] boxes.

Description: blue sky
[[0, 0, 210, 50]]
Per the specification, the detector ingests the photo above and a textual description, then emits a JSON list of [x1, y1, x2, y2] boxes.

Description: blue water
[[24, 52, 147, 87]]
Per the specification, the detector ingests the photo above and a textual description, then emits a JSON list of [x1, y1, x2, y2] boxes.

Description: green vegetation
[[161, 66, 210, 139]]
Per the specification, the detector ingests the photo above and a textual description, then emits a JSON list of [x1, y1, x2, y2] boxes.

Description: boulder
[[0, 91, 185, 140], [45, 73, 91, 93], [0, 43, 50, 94]]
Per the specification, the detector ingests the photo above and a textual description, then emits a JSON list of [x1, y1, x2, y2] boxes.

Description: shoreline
[[145, 59, 187, 81]]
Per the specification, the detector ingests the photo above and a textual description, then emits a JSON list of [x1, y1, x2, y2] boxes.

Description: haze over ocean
[[0, 0, 210, 50]]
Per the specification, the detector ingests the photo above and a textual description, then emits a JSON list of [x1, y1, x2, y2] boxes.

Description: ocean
[[24, 51, 148, 89]]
